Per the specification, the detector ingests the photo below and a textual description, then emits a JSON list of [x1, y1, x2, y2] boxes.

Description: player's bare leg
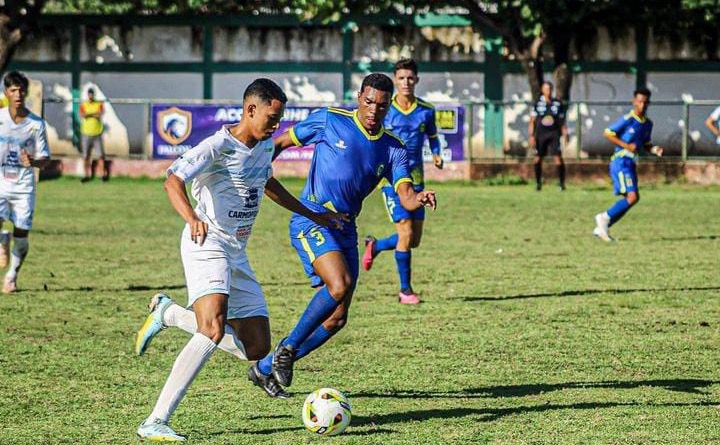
[[0, 220, 9, 269]]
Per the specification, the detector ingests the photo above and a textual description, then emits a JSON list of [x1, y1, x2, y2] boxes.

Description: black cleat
[[248, 363, 290, 398], [271, 339, 296, 387]]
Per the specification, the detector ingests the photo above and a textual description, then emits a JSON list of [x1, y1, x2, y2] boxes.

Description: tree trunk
[[0, 14, 22, 74], [523, 34, 545, 100], [553, 63, 572, 102]]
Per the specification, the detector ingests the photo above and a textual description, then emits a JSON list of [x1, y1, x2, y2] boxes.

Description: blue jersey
[[288, 107, 412, 218], [384, 97, 439, 187], [605, 111, 653, 162]]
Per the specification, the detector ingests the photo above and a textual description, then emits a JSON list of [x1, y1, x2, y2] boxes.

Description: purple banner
[[151, 104, 464, 161]]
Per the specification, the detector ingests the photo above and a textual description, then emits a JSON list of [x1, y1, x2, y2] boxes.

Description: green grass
[[1, 176, 719, 444]]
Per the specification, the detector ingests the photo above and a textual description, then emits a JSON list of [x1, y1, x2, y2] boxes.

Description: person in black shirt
[[528, 81, 568, 191]]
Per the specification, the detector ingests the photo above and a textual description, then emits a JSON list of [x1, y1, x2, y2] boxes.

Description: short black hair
[[634, 87, 651, 98], [394, 58, 418, 75], [542, 81, 554, 89], [87, 87, 95, 94], [360, 73, 394, 95], [3, 71, 29, 90], [243, 78, 287, 104]]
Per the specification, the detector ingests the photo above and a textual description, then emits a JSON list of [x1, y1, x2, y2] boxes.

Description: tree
[[0, 1, 47, 73]]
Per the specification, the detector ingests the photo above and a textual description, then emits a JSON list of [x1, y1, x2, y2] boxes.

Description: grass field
[[1, 176, 719, 444]]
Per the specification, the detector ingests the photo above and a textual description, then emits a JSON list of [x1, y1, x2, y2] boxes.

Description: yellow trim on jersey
[[627, 111, 646, 123], [394, 177, 412, 192], [383, 129, 405, 145], [288, 127, 302, 147], [322, 201, 337, 212], [297, 231, 316, 262], [328, 107, 353, 116], [352, 111, 384, 141], [428, 134, 438, 139], [391, 96, 418, 115], [604, 129, 617, 136]]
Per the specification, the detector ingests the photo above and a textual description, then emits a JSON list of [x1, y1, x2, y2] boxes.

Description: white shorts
[[180, 225, 268, 320], [0, 192, 35, 230]]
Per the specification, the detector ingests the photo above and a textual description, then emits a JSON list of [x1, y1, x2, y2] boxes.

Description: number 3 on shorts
[[309, 228, 325, 246]]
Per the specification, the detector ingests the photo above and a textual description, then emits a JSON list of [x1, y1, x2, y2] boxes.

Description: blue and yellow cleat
[[135, 293, 173, 356], [137, 418, 186, 442]]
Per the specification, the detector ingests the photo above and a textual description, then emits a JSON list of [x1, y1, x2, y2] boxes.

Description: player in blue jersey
[[247, 73, 437, 396], [593, 87, 663, 241], [361, 58, 443, 305]]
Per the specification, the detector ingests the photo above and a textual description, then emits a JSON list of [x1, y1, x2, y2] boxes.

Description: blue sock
[[375, 233, 398, 253], [395, 250, 412, 291], [606, 198, 631, 226], [257, 353, 273, 375], [295, 325, 334, 361], [285, 287, 338, 350]]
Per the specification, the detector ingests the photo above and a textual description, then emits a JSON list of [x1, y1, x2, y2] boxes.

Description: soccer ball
[[302, 388, 352, 436]]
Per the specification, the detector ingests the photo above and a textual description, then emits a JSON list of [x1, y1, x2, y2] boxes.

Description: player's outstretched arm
[[264, 177, 348, 229], [272, 130, 296, 161], [396, 182, 437, 212], [164, 173, 208, 245]]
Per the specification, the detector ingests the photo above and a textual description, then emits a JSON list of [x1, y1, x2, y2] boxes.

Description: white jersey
[[168, 124, 274, 251], [710, 106, 720, 122], [0, 108, 50, 194]]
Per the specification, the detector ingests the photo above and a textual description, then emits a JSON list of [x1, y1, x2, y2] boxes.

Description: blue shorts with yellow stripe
[[289, 213, 359, 288], [609, 156, 638, 195], [381, 185, 425, 223]]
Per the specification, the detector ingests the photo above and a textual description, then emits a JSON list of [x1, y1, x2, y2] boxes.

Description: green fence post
[[682, 102, 689, 161], [575, 102, 582, 161]]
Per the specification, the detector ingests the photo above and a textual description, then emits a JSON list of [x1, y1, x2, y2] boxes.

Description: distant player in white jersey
[[704, 105, 720, 147], [0, 71, 50, 293], [133, 78, 345, 442]]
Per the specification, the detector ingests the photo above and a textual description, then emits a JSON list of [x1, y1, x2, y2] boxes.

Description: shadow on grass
[[463, 285, 720, 301], [659, 234, 719, 241], [27, 281, 314, 293], [352, 400, 720, 426], [351, 378, 718, 399]]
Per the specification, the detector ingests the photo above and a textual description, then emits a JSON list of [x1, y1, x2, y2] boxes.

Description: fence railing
[[42, 98, 720, 161]]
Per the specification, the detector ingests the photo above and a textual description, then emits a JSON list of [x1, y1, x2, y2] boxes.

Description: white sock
[[163, 303, 247, 360], [7, 236, 28, 280], [148, 333, 217, 423]]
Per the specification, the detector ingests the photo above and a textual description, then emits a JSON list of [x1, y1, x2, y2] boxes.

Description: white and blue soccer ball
[[302, 388, 352, 436]]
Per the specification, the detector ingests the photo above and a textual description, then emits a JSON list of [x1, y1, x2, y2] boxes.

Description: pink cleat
[[398, 291, 421, 305], [2, 276, 16, 294], [362, 236, 377, 271]]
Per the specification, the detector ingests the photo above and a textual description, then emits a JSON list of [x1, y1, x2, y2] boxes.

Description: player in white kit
[[0, 71, 50, 293], [134, 79, 345, 442]]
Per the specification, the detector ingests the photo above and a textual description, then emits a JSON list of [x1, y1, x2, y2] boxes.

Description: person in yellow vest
[[0, 94, 8, 108], [79, 88, 109, 182]]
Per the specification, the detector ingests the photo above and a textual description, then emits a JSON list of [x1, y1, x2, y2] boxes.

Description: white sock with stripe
[[148, 333, 217, 423]]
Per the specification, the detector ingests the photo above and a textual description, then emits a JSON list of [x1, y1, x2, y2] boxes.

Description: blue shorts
[[289, 214, 359, 288], [610, 157, 638, 195], [381, 185, 425, 223]]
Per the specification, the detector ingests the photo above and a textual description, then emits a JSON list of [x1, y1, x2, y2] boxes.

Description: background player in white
[[704, 105, 720, 147], [0, 71, 50, 293], [134, 79, 344, 442]]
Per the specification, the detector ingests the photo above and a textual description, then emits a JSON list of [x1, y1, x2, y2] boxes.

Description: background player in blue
[[247, 73, 437, 397], [528, 81, 568, 191], [593, 87, 663, 241], [361, 58, 443, 305]]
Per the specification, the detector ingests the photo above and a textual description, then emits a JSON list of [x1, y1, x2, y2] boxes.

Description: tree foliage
[[2, 1, 720, 99]]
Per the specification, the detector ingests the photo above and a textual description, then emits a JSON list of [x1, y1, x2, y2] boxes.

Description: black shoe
[[80, 177, 92, 183], [248, 363, 290, 398], [271, 339, 296, 387], [559, 184, 566, 191], [101, 175, 110, 182], [536, 184, 542, 191]]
